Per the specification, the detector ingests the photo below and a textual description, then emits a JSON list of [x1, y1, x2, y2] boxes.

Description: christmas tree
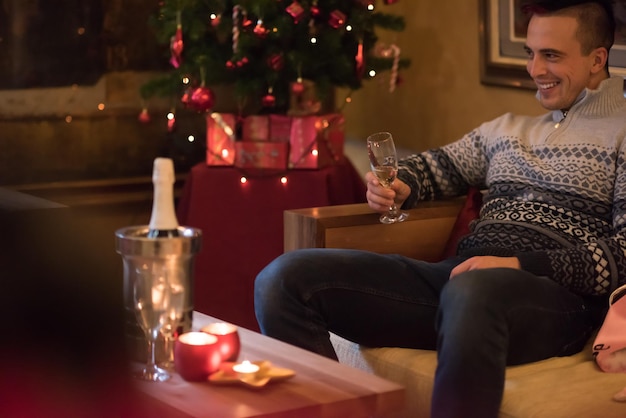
[[140, 0, 409, 116]]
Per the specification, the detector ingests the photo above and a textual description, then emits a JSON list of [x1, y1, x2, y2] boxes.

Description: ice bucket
[[115, 225, 202, 362]]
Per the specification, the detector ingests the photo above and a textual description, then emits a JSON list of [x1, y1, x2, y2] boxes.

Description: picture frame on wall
[[479, 0, 626, 90]]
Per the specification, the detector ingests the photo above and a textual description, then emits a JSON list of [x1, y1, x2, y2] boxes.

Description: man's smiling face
[[524, 14, 603, 111]]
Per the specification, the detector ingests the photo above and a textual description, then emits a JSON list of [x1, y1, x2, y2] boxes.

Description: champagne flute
[[159, 279, 185, 371], [133, 264, 171, 382], [367, 131, 409, 224]]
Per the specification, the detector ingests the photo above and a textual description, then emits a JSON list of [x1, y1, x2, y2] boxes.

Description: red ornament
[[180, 87, 191, 106], [167, 111, 177, 132], [236, 56, 249, 67], [310, 0, 321, 17], [253, 19, 269, 38], [267, 53, 284, 71], [187, 86, 215, 112], [355, 40, 365, 80], [262, 88, 276, 107], [242, 15, 253, 28], [138, 108, 150, 123], [226, 60, 236, 69], [286, 1, 305, 23], [328, 10, 346, 29], [170, 25, 183, 68], [291, 77, 305, 94]]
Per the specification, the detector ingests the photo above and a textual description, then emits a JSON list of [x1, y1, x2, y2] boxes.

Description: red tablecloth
[[177, 158, 366, 331]]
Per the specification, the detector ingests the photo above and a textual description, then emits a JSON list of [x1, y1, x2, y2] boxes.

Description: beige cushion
[[330, 334, 626, 418]]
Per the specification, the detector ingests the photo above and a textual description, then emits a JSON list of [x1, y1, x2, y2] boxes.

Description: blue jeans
[[254, 248, 598, 418]]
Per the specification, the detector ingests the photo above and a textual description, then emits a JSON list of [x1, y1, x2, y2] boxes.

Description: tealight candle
[[233, 360, 260, 379], [201, 322, 241, 362], [174, 332, 221, 381]]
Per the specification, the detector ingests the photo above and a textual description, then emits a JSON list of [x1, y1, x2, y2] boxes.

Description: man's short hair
[[522, 0, 615, 55]]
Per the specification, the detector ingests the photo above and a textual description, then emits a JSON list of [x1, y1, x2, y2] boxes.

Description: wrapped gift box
[[288, 114, 345, 169], [206, 113, 236, 166], [234, 141, 288, 170], [242, 115, 269, 141], [269, 115, 292, 143]]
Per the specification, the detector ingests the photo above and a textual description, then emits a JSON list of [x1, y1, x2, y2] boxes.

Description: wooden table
[[134, 312, 405, 418]]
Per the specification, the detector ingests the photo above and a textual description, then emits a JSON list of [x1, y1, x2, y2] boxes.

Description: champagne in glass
[[367, 132, 409, 224]]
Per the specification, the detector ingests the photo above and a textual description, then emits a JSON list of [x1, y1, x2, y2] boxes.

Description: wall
[[339, 0, 544, 152]]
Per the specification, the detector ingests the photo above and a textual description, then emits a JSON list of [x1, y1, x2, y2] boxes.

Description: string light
[[187, 135, 195, 142], [97, 103, 105, 110], [240, 176, 247, 184], [280, 176, 288, 184], [310, 37, 317, 44], [368, 69, 376, 77]]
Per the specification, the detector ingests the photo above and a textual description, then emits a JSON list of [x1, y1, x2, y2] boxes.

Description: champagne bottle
[[147, 157, 180, 238]]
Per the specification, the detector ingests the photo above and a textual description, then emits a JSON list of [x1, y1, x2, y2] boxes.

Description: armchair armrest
[[284, 199, 465, 262]]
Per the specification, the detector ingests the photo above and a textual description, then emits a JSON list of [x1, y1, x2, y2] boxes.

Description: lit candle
[[174, 332, 221, 381], [201, 322, 241, 362], [233, 360, 260, 378]]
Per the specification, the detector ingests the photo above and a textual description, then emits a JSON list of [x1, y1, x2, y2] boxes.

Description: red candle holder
[[174, 332, 221, 381], [201, 322, 241, 362]]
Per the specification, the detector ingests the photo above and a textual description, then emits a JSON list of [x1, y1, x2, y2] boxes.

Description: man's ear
[[590, 47, 609, 74]]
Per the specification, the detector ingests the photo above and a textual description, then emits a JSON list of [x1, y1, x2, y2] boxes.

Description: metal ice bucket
[[115, 225, 202, 362]]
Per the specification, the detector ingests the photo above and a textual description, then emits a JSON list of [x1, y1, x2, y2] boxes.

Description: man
[[254, 1, 626, 417]]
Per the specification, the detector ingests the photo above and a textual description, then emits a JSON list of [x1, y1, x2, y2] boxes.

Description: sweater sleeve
[[397, 129, 488, 208]]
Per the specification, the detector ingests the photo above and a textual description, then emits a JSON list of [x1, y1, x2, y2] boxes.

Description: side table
[[134, 312, 405, 418]]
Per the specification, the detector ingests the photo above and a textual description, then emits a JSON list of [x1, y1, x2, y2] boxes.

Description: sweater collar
[[548, 76, 626, 122]]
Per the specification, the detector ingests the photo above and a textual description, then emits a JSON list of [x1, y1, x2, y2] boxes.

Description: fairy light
[[167, 112, 175, 120], [240, 176, 248, 184], [187, 135, 195, 142], [65, 115, 72, 123], [310, 37, 317, 44], [311, 149, 319, 157], [346, 25, 353, 31], [97, 103, 105, 110], [368, 3, 375, 11], [369, 69, 376, 77], [182, 76, 190, 84], [280, 176, 288, 184], [221, 149, 230, 159], [77, 27, 85, 35]]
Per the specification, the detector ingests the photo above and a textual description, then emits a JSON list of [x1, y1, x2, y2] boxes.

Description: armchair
[[284, 201, 626, 418]]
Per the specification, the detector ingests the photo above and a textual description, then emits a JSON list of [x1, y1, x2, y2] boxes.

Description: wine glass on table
[[133, 265, 172, 382], [367, 131, 409, 224], [159, 278, 185, 371]]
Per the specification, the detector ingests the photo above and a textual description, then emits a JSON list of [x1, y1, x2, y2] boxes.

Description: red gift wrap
[[289, 114, 345, 169], [234, 141, 288, 170], [207, 113, 344, 169], [269, 114, 293, 143], [242, 115, 269, 141], [206, 113, 236, 166]]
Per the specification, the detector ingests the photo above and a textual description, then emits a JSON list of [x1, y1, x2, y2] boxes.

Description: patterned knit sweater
[[397, 76, 626, 296]]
